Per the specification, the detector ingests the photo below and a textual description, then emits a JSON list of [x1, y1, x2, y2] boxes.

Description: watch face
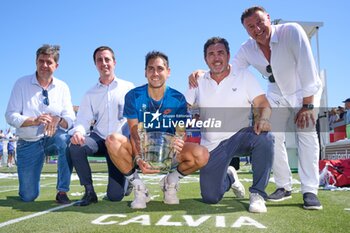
[[303, 104, 314, 110]]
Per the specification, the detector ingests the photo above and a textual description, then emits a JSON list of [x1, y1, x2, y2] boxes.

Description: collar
[[30, 73, 56, 89], [251, 25, 278, 50], [97, 76, 117, 87], [204, 64, 235, 80], [270, 25, 278, 45]]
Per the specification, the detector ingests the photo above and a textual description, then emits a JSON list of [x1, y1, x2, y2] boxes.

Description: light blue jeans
[[16, 129, 72, 202]]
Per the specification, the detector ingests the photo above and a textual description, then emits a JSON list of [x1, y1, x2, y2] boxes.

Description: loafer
[[56, 192, 71, 204], [74, 191, 98, 206], [267, 188, 292, 202], [303, 192, 323, 210]]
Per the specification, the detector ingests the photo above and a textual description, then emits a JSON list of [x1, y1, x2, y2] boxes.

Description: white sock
[[125, 170, 144, 187], [166, 169, 184, 184]]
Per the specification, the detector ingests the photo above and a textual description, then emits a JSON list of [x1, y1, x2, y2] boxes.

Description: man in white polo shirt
[[185, 37, 274, 213]]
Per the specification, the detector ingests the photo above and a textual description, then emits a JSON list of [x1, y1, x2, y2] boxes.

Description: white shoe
[[227, 166, 245, 198], [249, 193, 267, 213], [130, 185, 150, 209], [160, 175, 179, 204]]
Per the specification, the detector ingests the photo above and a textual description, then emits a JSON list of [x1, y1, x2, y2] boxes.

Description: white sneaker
[[130, 185, 150, 209], [227, 166, 245, 198], [160, 175, 179, 204], [249, 193, 267, 213]]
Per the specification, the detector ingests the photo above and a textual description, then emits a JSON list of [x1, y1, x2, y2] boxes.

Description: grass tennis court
[[0, 163, 349, 233]]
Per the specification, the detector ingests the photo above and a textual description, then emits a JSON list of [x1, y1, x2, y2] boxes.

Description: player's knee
[[201, 193, 220, 204], [20, 192, 38, 202], [194, 146, 209, 167], [106, 190, 124, 202], [106, 133, 127, 148]]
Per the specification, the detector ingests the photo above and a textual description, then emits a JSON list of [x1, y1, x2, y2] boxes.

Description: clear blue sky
[[0, 0, 348, 131]]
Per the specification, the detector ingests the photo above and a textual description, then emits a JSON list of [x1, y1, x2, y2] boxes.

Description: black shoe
[[56, 192, 71, 204], [74, 191, 98, 206], [267, 188, 292, 202], [303, 192, 323, 210]]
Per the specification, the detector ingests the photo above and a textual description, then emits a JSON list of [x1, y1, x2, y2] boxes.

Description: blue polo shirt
[[124, 84, 188, 134]]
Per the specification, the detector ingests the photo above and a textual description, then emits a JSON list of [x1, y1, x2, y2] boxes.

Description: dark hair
[[203, 37, 230, 57], [36, 44, 60, 63], [93, 46, 115, 64], [241, 6, 267, 24], [145, 51, 169, 69]]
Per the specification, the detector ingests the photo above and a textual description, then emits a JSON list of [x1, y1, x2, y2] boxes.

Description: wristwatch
[[302, 104, 314, 110]]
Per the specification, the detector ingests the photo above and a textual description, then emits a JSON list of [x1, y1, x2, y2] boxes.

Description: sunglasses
[[42, 89, 49, 106], [266, 65, 275, 83]]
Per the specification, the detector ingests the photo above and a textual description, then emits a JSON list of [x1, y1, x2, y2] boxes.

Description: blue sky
[[0, 0, 348, 130]]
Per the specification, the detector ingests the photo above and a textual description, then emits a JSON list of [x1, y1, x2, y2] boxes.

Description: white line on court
[[0, 182, 57, 193], [0, 188, 18, 193], [0, 202, 74, 228]]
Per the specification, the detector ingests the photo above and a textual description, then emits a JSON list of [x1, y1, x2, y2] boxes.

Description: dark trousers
[[69, 132, 126, 201], [200, 127, 274, 204]]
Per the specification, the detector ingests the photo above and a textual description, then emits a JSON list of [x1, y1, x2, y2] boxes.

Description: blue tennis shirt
[[124, 84, 188, 134]]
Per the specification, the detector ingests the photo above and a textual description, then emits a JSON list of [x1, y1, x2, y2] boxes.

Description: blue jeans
[[200, 127, 274, 203], [16, 129, 72, 202]]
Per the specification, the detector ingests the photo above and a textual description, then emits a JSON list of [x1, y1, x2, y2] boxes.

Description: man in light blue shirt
[[69, 46, 134, 206], [5, 44, 75, 203]]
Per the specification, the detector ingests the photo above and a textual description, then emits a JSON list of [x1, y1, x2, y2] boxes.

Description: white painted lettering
[[119, 215, 151, 226], [183, 215, 211, 227], [216, 216, 226, 227], [156, 215, 182, 226], [91, 214, 126, 225], [231, 216, 266, 229]]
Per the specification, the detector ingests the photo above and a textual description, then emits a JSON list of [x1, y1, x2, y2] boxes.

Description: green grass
[[0, 163, 349, 233]]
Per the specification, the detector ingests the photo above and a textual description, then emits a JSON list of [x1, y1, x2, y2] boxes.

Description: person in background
[[343, 98, 350, 138], [328, 108, 339, 130], [5, 44, 75, 203], [186, 37, 273, 213], [0, 130, 4, 167], [6, 132, 16, 168], [106, 51, 209, 209], [69, 46, 134, 206]]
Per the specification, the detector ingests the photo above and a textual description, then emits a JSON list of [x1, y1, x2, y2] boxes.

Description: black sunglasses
[[42, 89, 49, 106], [266, 65, 275, 83]]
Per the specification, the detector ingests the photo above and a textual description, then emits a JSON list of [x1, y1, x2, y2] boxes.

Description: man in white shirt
[[186, 37, 274, 213], [5, 44, 75, 204], [69, 46, 134, 206], [233, 6, 323, 210]]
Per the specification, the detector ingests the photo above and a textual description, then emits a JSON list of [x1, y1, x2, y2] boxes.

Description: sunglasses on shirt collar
[[266, 65, 275, 83], [42, 89, 49, 106]]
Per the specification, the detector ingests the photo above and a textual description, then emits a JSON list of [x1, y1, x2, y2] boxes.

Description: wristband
[[134, 155, 142, 164], [259, 118, 270, 123]]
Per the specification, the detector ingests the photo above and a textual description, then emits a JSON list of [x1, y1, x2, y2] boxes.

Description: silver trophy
[[137, 123, 184, 172]]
